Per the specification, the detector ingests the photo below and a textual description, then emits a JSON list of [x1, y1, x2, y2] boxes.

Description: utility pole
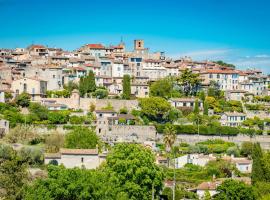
[[173, 151, 176, 200]]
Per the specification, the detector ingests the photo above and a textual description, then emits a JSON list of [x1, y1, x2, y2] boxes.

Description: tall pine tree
[[122, 75, 131, 99], [252, 142, 264, 184]]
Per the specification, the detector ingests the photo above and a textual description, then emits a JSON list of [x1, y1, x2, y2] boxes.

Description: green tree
[[64, 81, 79, 93], [139, 97, 171, 122], [213, 60, 235, 69], [252, 143, 264, 184], [29, 102, 48, 121], [45, 132, 65, 153], [3, 110, 24, 127], [207, 81, 222, 98], [0, 144, 29, 200], [194, 99, 199, 114], [93, 88, 108, 99], [15, 92, 31, 107], [79, 71, 96, 97], [64, 127, 99, 149], [23, 165, 126, 200], [163, 124, 176, 152], [177, 69, 201, 96], [150, 77, 179, 99], [48, 111, 70, 124], [203, 100, 209, 115], [105, 143, 164, 200], [214, 179, 256, 200], [199, 91, 206, 102], [240, 142, 253, 157], [122, 75, 131, 99], [4, 91, 13, 102]]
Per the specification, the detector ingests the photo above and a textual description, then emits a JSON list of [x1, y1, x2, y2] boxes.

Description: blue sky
[[1, 0, 270, 72]]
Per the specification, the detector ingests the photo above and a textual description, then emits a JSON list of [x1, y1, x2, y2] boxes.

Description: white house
[[223, 155, 252, 173], [225, 90, 247, 101], [196, 181, 221, 199], [44, 148, 106, 169], [220, 112, 246, 127], [175, 154, 216, 168], [112, 61, 124, 77], [11, 77, 47, 100], [169, 98, 203, 109]]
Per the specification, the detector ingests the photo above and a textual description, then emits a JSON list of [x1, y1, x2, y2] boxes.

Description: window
[[81, 157, 84, 163], [23, 83, 27, 92], [53, 75, 56, 78]]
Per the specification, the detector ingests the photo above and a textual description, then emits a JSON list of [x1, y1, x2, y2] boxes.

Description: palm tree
[[163, 124, 177, 200], [163, 124, 176, 153]]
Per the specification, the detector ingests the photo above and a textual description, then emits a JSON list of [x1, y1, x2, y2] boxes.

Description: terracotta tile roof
[[197, 181, 221, 190], [87, 44, 105, 49], [224, 112, 246, 117], [72, 67, 86, 71], [111, 45, 124, 49], [60, 148, 98, 155], [201, 69, 239, 74], [144, 59, 161, 63], [29, 45, 46, 49], [44, 153, 61, 158], [170, 98, 201, 102]]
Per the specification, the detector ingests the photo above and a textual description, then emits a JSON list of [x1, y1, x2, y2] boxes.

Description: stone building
[[44, 148, 106, 169]]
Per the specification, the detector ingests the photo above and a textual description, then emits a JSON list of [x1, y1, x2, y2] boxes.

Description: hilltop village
[[1, 40, 270, 199]]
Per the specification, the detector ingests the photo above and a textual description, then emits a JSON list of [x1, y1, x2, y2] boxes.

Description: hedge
[[156, 124, 258, 136]]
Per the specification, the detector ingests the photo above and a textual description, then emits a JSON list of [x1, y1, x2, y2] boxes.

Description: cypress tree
[[78, 71, 96, 97], [251, 142, 264, 184], [86, 70, 96, 93], [122, 75, 131, 99], [194, 99, 199, 114], [203, 100, 209, 115]]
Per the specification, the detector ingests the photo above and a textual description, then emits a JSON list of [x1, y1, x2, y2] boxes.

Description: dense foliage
[[214, 179, 256, 200], [79, 70, 96, 97], [23, 143, 164, 200], [139, 97, 172, 123], [64, 127, 99, 149]]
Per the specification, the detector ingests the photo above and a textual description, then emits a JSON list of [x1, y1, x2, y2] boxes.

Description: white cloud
[[169, 49, 231, 60], [254, 54, 270, 58]]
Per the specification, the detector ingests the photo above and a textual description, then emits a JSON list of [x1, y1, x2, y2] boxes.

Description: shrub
[[69, 115, 85, 124], [45, 132, 65, 153]]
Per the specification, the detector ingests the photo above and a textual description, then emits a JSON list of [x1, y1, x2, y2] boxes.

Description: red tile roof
[[30, 45, 46, 49], [87, 44, 105, 49], [201, 69, 238, 74], [197, 181, 221, 190], [60, 148, 98, 155]]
